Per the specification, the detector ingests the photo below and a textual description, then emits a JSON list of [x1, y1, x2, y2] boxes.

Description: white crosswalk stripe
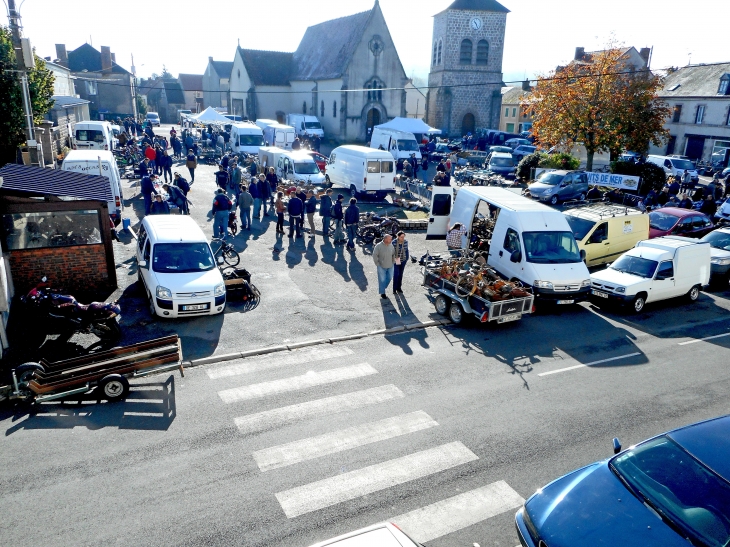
[[218, 363, 377, 404], [206, 346, 354, 380], [390, 481, 525, 543], [234, 385, 404, 434], [275, 441, 478, 518], [253, 411, 439, 472]]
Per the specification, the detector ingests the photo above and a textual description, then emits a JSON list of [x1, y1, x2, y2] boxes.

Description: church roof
[[291, 9, 372, 80], [444, 0, 510, 13], [239, 48, 293, 86]]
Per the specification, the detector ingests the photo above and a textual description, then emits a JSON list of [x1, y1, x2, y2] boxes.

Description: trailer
[[0, 335, 184, 404]]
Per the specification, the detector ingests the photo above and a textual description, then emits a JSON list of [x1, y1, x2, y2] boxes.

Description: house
[[499, 81, 532, 134], [566, 46, 651, 73], [178, 73, 204, 113], [143, 79, 186, 124], [405, 80, 427, 119], [648, 62, 730, 166], [202, 58, 233, 111], [226, 0, 409, 142], [42, 60, 90, 158], [56, 43, 135, 121]]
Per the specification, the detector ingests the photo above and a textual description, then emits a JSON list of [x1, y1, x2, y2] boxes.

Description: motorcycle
[[228, 210, 238, 236], [357, 215, 400, 244], [21, 277, 122, 344]]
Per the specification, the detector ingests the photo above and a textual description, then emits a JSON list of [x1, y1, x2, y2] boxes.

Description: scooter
[[21, 277, 122, 344]]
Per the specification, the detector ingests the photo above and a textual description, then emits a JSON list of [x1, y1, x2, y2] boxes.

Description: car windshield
[[702, 231, 730, 251], [565, 215, 596, 240], [522, 231, 582, 263], [398, 139, 420, 152], [610, 436, 730, 547], [152, 242, 215, 273], [239, 134, 265, 146], [147, 114, 159, 120], [536, 173, 565, 186], [610, 254, 658, 278], [519, 146, 536, 153], [672, 159, 695, 170], [491, 146, 512, 153], [490, 157, 514, 167], [649, 211, 679, 231], [304, 122, 321, 129], [76, 129, 105, 143], [293, 161, 320, 175]]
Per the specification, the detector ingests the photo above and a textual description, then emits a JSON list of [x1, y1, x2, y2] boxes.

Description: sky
[[11, 0, 726, 87]]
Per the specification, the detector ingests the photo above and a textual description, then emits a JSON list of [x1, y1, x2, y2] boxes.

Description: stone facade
[[426, 6, 507, 137]]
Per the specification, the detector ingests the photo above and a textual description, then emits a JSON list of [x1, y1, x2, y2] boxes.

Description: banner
[[585, 171, 639, 191]]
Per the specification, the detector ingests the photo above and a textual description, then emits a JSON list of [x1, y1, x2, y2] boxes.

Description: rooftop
[[660, 62, 730, 97], [0, 164, 112, 202]]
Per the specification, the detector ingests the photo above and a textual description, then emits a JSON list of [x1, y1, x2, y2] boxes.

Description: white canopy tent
[[191, 107, 230, 124], [375, 117, 441, 134]]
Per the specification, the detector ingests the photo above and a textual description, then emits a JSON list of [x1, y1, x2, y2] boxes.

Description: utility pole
[[131, 53, 139, 122]]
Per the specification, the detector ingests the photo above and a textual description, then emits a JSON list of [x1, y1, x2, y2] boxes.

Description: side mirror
[[510, 250, 522, 263], [138, 260, 147, 269], [580, 249, 586, 260], [613, 437, 622, 454]]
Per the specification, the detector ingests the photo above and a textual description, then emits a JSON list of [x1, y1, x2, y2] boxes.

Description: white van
[[73, 121, 114, 151], [427, 186, 592, 304], [259, 147, 326, 186], [326, 145, 395, 199], [286, 114, 324, 139], [646, 155, 699, 183], [230, 122, 265, 154], [62, 150, 125, 226], [260, 122, 296, 150], [370, 127, 422, 162], [589, 236, 710, 313], [136, 216, 226, 319]]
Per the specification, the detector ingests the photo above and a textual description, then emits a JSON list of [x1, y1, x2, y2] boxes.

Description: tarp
[[192, 106, 230, 123], [375, 117, 441, 135]]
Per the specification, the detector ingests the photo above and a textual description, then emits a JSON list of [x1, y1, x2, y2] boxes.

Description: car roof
[[650, 207, 698, 218], [491, 152, 512, 159], [288, 151, 316, 161], [564, 204, 645, 221], [63, 150, 115, 161], [143, 216, 207, 243], [667, 415, 730, 480]]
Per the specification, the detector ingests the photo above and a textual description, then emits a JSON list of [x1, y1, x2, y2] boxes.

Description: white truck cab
[[428, 185, 592, 304], [230, 122, 265, 154], [370, 127, 422, 162], [326, 145, 395, 198], [286, 114, 324, 139], [258, 147, 326, 186]]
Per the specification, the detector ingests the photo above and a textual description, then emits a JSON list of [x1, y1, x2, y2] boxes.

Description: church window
[[476, 40, 489, 65], [459, 39, 472, 65], [333, 101, 337, 118], [303, 101, 307, 114], [437, 40, 443, 65], [433, 42, 438, 66], [321, 100, 325, 117], [366, 80, 383, 102]]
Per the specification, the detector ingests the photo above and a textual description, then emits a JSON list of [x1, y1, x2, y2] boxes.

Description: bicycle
[[211, 238, 240, 267]]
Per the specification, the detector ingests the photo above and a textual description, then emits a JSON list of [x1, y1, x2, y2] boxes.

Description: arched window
[[302, 101, 307, 114], [437, 40, 443, 65], [476, 40, 489, 65], [333, 101, 337, 118], [366, 79, 383, 102], [321, 100, 324, 117], [459, 39, 472, 65], [433, 41, 438, 66]]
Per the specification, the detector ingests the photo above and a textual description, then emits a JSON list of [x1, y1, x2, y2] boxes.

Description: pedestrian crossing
[[207, 344, 524, 544]]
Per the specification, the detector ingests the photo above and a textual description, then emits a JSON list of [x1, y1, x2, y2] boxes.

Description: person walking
[[139, 157, 150, 178], [186, 149, 197, 182], [320, 188, 333, 236], [149, 193, 171, 215], [212, 189, 232, 240], [154, 145, 164, 176], [344, 197, 360, 251], [173, 172, 190, 196], [392, 231, 409, 295], [140, 175, 157, 216], [238, 184, 253, 230], [275, 191, 286, 233], [287, 190, 304, 238], [160, 150, 173, 183], [373, 234, 396, 299], [257, 174, 271, 217], [163, 183, 188, 215], [215, 164, 230, 193], [333, 194, 345, 243], [266, 166, 278, 209], [446, 222, 467, 256], [305, 190, 318, 236], [144, 144, 156, 172]]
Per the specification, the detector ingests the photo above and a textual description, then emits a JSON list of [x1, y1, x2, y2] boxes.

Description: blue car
[[515, 415, 730, 547]]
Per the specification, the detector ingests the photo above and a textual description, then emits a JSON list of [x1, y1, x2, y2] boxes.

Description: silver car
[[528, 170, 589, 206]]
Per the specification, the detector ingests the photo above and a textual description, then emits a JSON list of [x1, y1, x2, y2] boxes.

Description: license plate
[[591, 290, 609, 299], [499, 313, 521, 323], [182, 304, 208, 311], [557, 299, 575, 305]]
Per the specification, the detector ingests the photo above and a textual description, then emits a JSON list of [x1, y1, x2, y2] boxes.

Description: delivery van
[[73, 121, 115, 151], [326, 145, 395, 198], [261, 147, 326, 186], [230, 122, 265, 154], [589, 236, 710, 313], [286, 114, 324, 139], [370, 127, 422, 162], [563, 204, 649, 267], [61, 150, 125, 225], [427, 186, 592, 304], [646, 155, 699, 183], [259, 122, 295, 150]]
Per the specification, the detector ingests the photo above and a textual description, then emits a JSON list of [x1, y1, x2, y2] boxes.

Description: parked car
[[648, 208, 714, 238], [488, 145, 512, 155], [304, 150, 329, 172], [145, 112, 161, 127], [307, 522, 422, 547], [487, 151, 516, 177], [527, 170, 589, 206], [505, 137, 532, 149], [700, 227, 730, 286], [512, 144, 537, 162]]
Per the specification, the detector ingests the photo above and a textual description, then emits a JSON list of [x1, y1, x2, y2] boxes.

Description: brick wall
[[8, 244, 111, 294]]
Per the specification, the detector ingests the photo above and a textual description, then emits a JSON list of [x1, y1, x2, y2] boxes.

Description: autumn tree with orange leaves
[[523, 45, 670, 172]]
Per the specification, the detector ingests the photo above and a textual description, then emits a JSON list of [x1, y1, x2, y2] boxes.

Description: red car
[[304, 150, 328, 172], [648, 207, 714, 238]]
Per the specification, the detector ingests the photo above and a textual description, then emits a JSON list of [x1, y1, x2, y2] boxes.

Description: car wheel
[[579, 193, 586, 201], [631, 295, 646, 314], [434, 294, 450, 315], [448, 302, 464, 324], [687, 285, 700, 302], [550, 195, 559, 206]]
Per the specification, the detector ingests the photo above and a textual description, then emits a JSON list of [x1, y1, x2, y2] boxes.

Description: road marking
[[538, 352, 642, 377], [218, 363, 377, 404], [275, 441, 478, 518], [207, 346, 354, 379], [253, 411, 438, 472], [391, 480, 524, 543], [234, 385, 404, 434], [678, 332, 730, 345]]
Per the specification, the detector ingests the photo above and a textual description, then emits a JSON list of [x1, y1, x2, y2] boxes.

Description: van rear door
[[426, 185, 455, 240]]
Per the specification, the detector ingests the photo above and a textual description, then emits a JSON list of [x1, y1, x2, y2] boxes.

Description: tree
[[523, 43, 670, 172], [0, 26, 54, 166]]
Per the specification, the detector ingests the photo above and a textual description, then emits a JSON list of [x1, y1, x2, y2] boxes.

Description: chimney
[[639, 47, 651, 67], [111, 52, 116, 63], [209, 56, 213, 62], [574, 47, 585, 61], [55, 43, 68, 68], [522, 79, 532, 92], [101, 46, 112, 74]]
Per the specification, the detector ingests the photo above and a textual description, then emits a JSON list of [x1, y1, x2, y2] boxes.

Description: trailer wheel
[[448, 302, 465, 324], [14, 363, 45, 400], [100, 374, 130, 402], [434, 294, 450, 315]]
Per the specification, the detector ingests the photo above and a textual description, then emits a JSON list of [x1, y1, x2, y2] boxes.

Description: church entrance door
[[462, 113, 475, 135], [366, 108, 380, 140]]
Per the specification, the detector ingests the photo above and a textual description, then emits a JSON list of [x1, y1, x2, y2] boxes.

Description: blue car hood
[[524, 462, 686, 546]]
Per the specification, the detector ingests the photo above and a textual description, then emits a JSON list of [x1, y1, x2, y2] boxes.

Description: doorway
[[462, 113, 476, 135], [366, 108, 380, 140], [684, 136, 705, 160]]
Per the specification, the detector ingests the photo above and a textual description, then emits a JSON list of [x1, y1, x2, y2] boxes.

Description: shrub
[[516, 152, 543, 179], [610, 160, 666, 195], [542, 152, 580, 171]]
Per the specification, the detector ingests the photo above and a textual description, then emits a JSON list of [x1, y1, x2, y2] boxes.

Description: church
[[224, 0, 409, 142], [426, 0, 509, 137]]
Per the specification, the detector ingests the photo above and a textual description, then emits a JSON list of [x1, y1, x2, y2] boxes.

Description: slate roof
[[51, 95, 90, 109], [0, 164, 113, 202], [660, 62, 730, 98], [291, 9, 372, 80], [67, 43, 130, 75], [178, 73, 203, 92], [163, 81, 186, 104], [501, 87, 529, 105], [444, 0, 510, 12], [239, 48, 293, 86], [210, 60, 234, 78]]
